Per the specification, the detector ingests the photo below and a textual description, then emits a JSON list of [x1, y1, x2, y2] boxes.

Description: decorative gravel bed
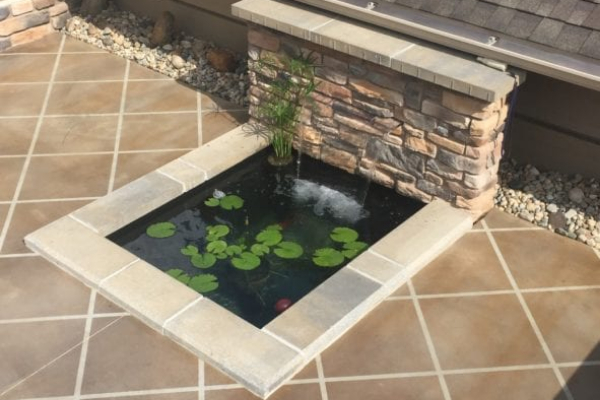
[[495, 159, 600, 249], [63, 4, 249, 106]]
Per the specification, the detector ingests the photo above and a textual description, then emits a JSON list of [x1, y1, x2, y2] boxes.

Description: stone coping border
[[232, 0, 518, 103], [25, 124, 472, 398]]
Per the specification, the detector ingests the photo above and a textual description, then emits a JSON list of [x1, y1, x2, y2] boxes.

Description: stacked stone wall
[[0, 0, 70, 51], [247, 25, 510, 218]]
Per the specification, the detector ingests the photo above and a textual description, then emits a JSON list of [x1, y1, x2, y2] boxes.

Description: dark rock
[[549, 212, 568, 231], [207, 48, 236, 72], [150, 11, 174, 48], [80, 0, 107, 16]]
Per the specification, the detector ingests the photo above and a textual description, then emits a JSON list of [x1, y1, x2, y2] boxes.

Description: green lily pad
[[188, 274, 219, 293], [313, 248, 345, 267], [191, 253, 217, 269], [220, 195, 244, 210], [225, 245, 243, 256], [181, 245, 199, 256], [342, 249, 360, 259], [256, 229, 282, 246], [206, 240, 227, 254], [165, 269, 191, 284], [274, 241, 303, 259], [204, 197, 220, 207], [206, 225, 230, 241], [343, 241, 369, 251], [266, 224, 283, 231], [146, 222, 176, 238], [231, 252, 261, 270], [330, 227, 359, 243], [251, 243, 270, 256], [215, 252, 228, 259]]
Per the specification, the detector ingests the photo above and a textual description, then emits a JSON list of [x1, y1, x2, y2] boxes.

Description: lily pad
[[206, 225, 230, 241], [204, 197, 220, 207], [231, 252, 261, 270], [188, 274, 219, 293], [181, 245, 199, 256], [313, 248, 345, 267], [215, 252, 228, 259], [256, 229, 283, 246], [165, 269, 191, 284], [343, 241, 368, 251], [220, 195, 244, 210], [330, 227, 359, 243], [206, 240, 227, 254], [146, 222, 176, 238], [225, 245, 243, 256], [274, 242, 303, 259], [191, 253, 217, 269], [266, 224, 283, 231], [251, 243, 270, 256]]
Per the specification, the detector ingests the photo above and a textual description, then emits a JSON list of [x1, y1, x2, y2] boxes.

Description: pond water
[[109, 150, 423, 327]]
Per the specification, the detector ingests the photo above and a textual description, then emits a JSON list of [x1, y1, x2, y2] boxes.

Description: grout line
[[407, 279, 452, 400], [0, 35, 66, 254], [0, 110, 239, 120], [162, 297, 204, 331], [0, 51, 107, 56], [9, 196, 101, 204], [0, 312, 129, 325], [315, 355, 329, 400], [79, 387, 200, 399], [0, 315, 124, 398], [346, 264, 385, 285], [198, 359, 205, 400], [98, 258, 140, 287], [197, 91, 203, 146], [0, 253, 38, 258], [0, 78, 180, 86], [482, 220, 575, 400], [262, 328, 305, 355], [468, 227, 544, 232], [73, 290, 97, 398], [68, 213, 101, 235], [107, 60, 131, 194]]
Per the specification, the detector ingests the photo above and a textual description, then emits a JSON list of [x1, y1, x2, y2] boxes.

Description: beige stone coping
[[25, 124, 472, 398], [232, 0, 518, 102]]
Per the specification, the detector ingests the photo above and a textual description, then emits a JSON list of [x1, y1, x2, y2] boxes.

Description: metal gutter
[[292, 0, 600, 91]]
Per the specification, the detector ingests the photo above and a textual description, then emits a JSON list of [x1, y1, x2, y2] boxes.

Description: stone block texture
[[247, 26, 511, 218], [0, 0, 70, 51]]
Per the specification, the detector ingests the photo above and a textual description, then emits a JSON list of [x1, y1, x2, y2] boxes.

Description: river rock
[[568, 187, 585, 203], [150, 11, 175, 47], [207, 48, 237, 72], [171, 55, 185, 69]]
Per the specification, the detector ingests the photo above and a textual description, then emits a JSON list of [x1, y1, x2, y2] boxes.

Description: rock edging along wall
[[0, 0, 70, 51], [247, 25, 512, 218]]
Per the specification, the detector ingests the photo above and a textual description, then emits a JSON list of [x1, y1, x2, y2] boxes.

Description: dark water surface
[[109, 150, 424, 327]]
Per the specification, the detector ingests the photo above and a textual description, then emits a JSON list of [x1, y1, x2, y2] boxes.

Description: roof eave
[[292, 0, 600, 91]]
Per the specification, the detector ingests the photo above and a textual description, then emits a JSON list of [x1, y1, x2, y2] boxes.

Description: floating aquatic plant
[[166, 269, 191, 284], [312, 248, 345, 267], [204, 194, 244, 210], [225, 245, 243, 256], [330, 227, 359, 243], [274, 241, 303, 259], [181, 245, 199, 256], [146, 222, 176, 238], [255, 228, 283, 246], [207, 240, 227, 254], [191, 253, 217, 269], [251, 243, 270, 256], [188, 274, 219, 293], [231, 252, 261, 270], [342, 241, 368, 259], [206, 224, 230, 241]]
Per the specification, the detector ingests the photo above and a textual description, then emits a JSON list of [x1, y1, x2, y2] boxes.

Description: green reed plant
[[253, 51, 318, 164]]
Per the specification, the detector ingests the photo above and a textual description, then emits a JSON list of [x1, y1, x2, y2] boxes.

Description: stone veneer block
[[100, 259, 201, 332], [24, 216, 139, 288], [232, 0, 519, 101], [371, 200, 472, 268], [158, 159, 208, 191], [71, 171, 184, 236], [264, 268, 381, 354], [164, 299, 303, 398], [232, 0, 335, 40], [181, 125, 268, 178]]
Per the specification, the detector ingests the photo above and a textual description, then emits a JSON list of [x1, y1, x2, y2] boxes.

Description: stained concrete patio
[[1, 33, 599, 400]]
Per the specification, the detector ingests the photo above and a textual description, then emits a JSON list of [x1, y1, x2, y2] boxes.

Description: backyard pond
[[109, 150, 423, 327]]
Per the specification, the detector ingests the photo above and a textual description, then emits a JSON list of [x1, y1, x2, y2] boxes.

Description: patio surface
[[1, 33, 600, 400]]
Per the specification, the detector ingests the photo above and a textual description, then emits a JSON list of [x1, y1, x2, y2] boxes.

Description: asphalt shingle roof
[[388, 0, 600, 60]]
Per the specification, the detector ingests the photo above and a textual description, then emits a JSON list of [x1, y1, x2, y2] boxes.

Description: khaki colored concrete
[[24, 216, 139, 288], [157, 159, 208, 192], [100, 260, 201, 332], [71, 172, 184, 236], [164, 299, 303, 398]]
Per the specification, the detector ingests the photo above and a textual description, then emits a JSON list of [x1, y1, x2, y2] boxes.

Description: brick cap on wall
[[232, 0, 524, 102]]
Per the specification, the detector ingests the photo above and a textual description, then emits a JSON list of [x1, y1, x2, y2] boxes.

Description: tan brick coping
[[232, 0, 519, 102], [25, 125, 472, 398]]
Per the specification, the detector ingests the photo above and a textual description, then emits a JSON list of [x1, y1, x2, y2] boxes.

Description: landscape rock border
[[495, 159, 600, 250], [63, 3, 249, 106]]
